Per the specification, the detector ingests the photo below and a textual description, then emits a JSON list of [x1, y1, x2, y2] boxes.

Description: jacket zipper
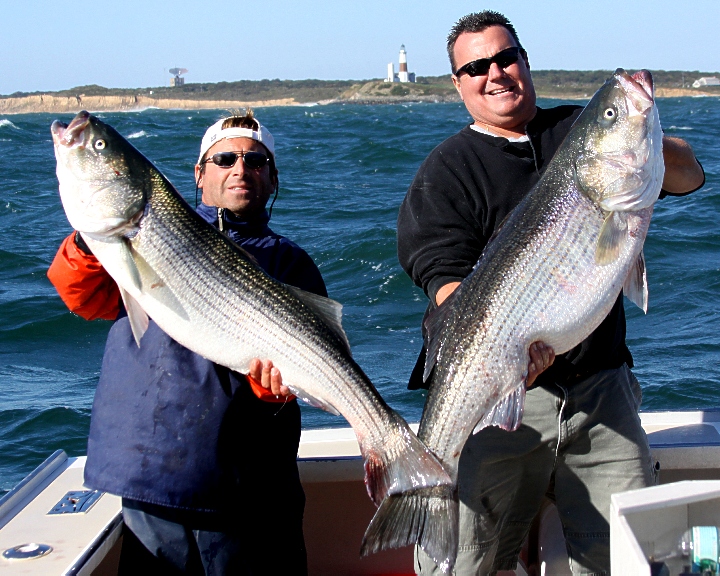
[[525, 127, 542, 178]]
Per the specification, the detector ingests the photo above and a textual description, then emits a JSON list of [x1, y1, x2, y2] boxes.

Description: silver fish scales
[[362, 68, 665, 572], [51, 111, 452, 519]]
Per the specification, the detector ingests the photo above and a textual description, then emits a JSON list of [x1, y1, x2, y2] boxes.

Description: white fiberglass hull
[[1, 411, 720, 575]]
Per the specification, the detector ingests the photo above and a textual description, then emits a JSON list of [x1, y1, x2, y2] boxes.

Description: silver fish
[[362, 69, 665, 571], [51, 111, 451, 512]]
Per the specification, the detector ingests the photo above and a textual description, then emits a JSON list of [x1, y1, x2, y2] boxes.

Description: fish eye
[[603, 108, 616, 120], [94, 139, 106, 150]]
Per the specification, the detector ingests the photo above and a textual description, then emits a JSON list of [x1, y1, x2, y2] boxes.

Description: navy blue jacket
[[84, 204, 326, 515]]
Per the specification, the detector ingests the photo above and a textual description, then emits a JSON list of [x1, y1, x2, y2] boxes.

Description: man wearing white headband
[[48, 109, 325, 575]]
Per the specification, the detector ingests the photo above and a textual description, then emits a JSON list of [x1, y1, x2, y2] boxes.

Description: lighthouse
[[398, 45, 409, 83], [385, 45, 416, 83]]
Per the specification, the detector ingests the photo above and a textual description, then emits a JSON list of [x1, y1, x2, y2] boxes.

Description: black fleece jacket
[[397, 105, 632, 388]]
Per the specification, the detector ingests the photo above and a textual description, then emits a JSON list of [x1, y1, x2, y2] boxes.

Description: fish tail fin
[[361, 414, 451, 506], [361, 485, 458, 574]]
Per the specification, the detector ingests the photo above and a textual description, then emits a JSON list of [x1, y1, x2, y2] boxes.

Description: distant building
[[692, 76, 720, 88], [385, 45, 416, 83], [169, 67, 188, 87]]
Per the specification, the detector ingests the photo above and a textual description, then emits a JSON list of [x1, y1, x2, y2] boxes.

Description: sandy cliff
[[0, 94, 298, 115], [0, 87, 713, 115]]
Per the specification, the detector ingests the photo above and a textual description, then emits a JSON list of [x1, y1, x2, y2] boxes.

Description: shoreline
[[0, 94, 301, 115], [0, 87, 713, 115]]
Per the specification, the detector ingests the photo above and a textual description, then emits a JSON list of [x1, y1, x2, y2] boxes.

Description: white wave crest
[[127, 130, 148, 139], [0, 119, 19, 130]]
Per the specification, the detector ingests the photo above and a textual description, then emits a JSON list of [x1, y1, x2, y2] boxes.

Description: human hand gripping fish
[[438, 283, 557, 388], [50, 112, 453, 528], [361, 69, 664, 572]]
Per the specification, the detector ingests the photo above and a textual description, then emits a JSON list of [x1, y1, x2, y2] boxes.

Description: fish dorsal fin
[[287, 385, 342, 416], [119, 287, 149, 347], [595, 211, 627, 265], [473, 382, 526, 434], [287, 286, 351, 354], [623, 250, 648, 313], [422, 287, 463, 383]]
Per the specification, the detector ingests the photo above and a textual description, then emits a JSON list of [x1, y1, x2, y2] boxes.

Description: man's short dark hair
[[447, 11, 525, 73]]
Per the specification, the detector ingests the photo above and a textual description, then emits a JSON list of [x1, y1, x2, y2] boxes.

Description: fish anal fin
[[623, 250, 648, 313], [289, 386, 342, 416], [120, 288, 149, 347], [287, 286, 351, 353], [473, 382, 526, 435], [595, 212, 627, 265]]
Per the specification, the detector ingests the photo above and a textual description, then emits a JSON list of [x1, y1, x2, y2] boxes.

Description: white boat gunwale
[[2, 410, 720, 575]]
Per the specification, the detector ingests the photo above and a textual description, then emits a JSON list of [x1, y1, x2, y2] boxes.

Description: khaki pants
[[416, 364, 658, 576]]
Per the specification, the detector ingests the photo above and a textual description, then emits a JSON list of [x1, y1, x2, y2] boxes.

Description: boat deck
[[1, 411, 719, 575]]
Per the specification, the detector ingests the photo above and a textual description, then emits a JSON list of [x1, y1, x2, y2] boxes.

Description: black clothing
[[119, 497, 307, 576], [397, 106, 633, 389]]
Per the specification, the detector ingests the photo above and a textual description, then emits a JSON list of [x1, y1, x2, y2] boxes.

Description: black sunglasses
[[454, 46, 522, 77], [202, 150, 270, 170]]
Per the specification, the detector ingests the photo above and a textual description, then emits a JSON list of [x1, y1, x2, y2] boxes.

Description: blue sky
[[2, 0, 718, 94]]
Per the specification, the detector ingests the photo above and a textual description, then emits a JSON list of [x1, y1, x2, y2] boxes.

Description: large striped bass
[[362, 69, 665, 571], [50, 112, 451, 513]]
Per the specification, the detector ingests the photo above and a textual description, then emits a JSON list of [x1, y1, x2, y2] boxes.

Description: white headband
[[198, 119, 275, 164]]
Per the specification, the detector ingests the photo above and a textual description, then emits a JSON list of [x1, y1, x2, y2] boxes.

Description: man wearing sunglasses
[[48, 110, 325, 575], [397, 10, 704, 576]]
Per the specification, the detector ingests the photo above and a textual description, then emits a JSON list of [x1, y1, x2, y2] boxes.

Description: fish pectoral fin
[[472, 382, 526, 435], [623, 250, 648, 313], [86, 238, 150, 346], [287, 287, 351, 353], [89, 237, 144, 292], [595, 211, 627, 265], [288, 386, 342, 416], [120, 288, 149, 347], [129, 247, 190, 321]]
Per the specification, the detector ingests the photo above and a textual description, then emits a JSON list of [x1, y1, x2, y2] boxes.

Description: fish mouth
[[631, 70, 654, 100], [51, 110, 91, 148], [614, 68, 654, 114]]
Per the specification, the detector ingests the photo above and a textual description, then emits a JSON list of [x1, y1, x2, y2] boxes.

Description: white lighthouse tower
[[398, 45, 409, 83], [384, 45, 416, 83]]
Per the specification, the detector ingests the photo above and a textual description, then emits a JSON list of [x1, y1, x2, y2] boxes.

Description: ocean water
[[0, 98, 718, 494]]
